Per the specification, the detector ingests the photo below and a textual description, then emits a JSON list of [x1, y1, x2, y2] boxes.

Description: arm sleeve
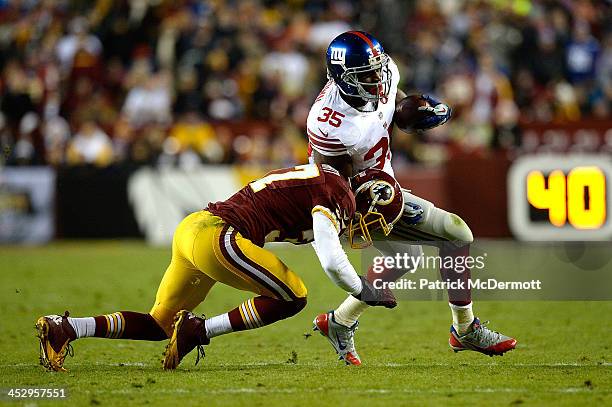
[[311, 210, 363, 294]]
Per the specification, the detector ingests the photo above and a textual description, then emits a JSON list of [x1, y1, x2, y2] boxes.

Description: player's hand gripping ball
[[394, 94, 452, 132]]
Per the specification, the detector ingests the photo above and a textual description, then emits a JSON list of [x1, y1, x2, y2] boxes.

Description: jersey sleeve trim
[[307, 129, 347, 155], [312, 205, 340, 233], [307, 129, 344, 145], [320, 164, 341, 176], [310, 144, 349, 156]]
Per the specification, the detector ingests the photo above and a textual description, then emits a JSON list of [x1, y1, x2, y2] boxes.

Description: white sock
[[334, 295, 369, 327], [449, 302, 474, 335], [67, 317, 96, 338], [204, 313, 233, 338]]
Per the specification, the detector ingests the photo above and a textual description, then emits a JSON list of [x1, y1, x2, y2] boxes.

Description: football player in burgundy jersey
[[35, 164, 403, 371], [309, 31, 516, 364]]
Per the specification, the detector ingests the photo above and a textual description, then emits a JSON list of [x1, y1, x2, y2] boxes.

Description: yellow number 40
[[527, 166, 607, 229]]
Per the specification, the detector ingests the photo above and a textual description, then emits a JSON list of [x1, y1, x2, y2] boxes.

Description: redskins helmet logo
[[369, 181, 394, 206]]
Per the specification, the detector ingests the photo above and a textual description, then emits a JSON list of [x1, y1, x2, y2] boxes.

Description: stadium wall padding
[[127, 166, 244, 246], [29, 160, 516, 242], [445, 152, 512, 238], [55, 165, 142, 238], [0, 167, 56, 244]]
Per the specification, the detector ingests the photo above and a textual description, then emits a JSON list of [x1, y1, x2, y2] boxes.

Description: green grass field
[[1, 241, 610, 406]]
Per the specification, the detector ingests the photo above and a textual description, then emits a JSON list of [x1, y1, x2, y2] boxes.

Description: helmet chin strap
[[379, 83, 388, 104]]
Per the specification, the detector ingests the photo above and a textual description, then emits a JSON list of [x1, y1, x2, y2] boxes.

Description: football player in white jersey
[[309, 31, 516, 365]]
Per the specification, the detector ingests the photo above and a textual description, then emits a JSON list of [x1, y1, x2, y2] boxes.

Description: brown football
[[394, 94, 430, 131]]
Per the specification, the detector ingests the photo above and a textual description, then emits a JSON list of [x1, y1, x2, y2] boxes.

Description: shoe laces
[[194, 313, 207, 366], [61, 311, 75, 363], [194, 344, 205, 365], [337, 322, 359, 354], [56, 343, 74, 368], [471, 320, 503, 346]]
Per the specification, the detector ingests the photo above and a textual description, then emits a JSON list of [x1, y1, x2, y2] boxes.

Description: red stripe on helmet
[[348, 31, 379, 56]]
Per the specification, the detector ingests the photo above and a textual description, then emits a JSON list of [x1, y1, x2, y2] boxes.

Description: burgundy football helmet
[[349, 169, 404, 248]]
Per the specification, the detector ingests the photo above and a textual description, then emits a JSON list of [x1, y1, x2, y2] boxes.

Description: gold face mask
[[348, 180, 397, 249], [348, 210, 392, 249]]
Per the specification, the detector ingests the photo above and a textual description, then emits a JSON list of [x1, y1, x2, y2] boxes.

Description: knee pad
[[440, 211, 473, 246]]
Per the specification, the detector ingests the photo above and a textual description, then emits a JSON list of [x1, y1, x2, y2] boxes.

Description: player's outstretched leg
[[313, 310, 361, 366], [163, 296, 306, 370], [393, 192, 517, 356], [312, 265, 398, 366], [439, 243, 517, 356], [161, 210, 309, 370], [36, 311, 167, 372], [313, 242, 422, 365]]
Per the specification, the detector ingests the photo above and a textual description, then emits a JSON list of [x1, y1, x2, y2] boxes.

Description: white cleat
[[313, 311, 361, 366]]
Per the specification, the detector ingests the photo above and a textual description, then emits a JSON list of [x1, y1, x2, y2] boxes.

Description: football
[[394, 94, 430, 131]]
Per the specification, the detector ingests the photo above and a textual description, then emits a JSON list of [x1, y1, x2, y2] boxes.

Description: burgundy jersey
[[207, 164, 355, 246]]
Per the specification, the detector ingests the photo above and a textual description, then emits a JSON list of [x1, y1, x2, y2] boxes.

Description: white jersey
[[307, 58, 400, 177]]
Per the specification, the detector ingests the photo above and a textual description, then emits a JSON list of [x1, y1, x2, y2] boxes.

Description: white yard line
[[2, 361, 610, 368], [96, 387, 603, 395]]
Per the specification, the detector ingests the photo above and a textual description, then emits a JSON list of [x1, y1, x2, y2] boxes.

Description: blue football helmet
[[326, 31, 391, 110]]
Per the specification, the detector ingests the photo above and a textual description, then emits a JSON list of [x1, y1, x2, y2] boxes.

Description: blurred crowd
[[0, 0, 610, 168]]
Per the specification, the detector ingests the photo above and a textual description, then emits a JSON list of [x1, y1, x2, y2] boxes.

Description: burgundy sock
[[366, 263, 407, 284], [227, 296, 307, 332], [93, 311, 167, 340], [439, 244, 472, 305]]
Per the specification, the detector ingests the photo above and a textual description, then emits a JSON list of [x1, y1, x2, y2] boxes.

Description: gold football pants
[[149, 211, 307, 334]]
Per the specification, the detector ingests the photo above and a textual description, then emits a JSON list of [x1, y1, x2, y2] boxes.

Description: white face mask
[[336, 53, 392, 111]]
